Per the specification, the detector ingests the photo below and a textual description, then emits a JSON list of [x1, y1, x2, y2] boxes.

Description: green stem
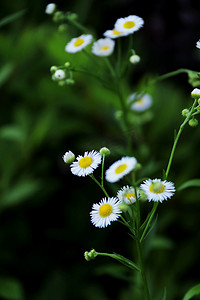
[[165, 98, 197, 179], [104, 57, 115, 78], [151, 68, 198, 84], [136, 237, 151, 300], [89, 174, 109, 197], [101, 154, 105, 187], [66, 18, 90, 34]]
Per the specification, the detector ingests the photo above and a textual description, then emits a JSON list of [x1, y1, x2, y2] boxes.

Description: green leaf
[[161, 288, 167, 300], [183, 283, 200, 300], [112, 253, 140, 272], [0, 277, 24, 300], [0, 63, 14, 87], [0, 125, 25, 143], [178, 179, 200, 191], [0, 10, 26, 27], [0, 180, 41, 209]]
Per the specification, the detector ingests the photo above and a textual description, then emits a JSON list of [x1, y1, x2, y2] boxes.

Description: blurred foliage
[[0, 1, 200, 300]]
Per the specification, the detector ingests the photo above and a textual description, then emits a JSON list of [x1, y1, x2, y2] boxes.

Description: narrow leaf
[[183, 283, 200, 300], [178, 179, 200, 191], [0, 9, 26, 27], [161, 288, 167, 300], [112, 253, 140, 272]]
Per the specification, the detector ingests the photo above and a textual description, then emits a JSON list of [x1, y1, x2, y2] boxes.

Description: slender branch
[[89, 174, 109, 197]]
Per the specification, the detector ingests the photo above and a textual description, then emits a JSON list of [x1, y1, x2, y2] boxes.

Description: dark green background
[[0, 0, 200, 299]]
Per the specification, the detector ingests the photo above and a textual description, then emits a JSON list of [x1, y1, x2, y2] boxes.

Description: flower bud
[[182, 109, 189, 117], [68, 13, 78, 21], [189, 118, 198, 127], [129, 54, 140, 64], [64, 62, 71, 68], [58, 24, 68, 33], [45, 3, 56, 15], [63, 151, 75, 164], [100, 147, 110, 156], [50, 66, 57, 73], [118, 203, 129, 212], [58, 80, 66, 86], [84, 249, 97, 261], [115, 110, 123, 120], [54, 69, 66, 80], [53, 11, 64, 22], [191, 88, 200, 98], [66, 78, 75, 85]]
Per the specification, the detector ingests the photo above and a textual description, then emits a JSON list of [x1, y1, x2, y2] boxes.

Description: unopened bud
[[64, 62, 71, 68], [66, 78, 75, 85], [100, 147, 110, 156], [63, 151, 75, 164], [191, 88, 200, 99], [189, 118, 198, 127], [182, 109, 189, 117], [54, 69, 66, 80], [84, 249, 97, 261], [53, 11, 64, 22], [58, 24, 68, 33], [129, 54, 140, 64], [45, 3, 56, 15], [50, 66, 57, 73]]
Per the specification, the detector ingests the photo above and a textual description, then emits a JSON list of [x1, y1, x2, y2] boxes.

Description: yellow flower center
[[113, 29, 121, 35], [115, 164, 127, 174], [125, 192, 135, 202], [74, 38, 84, 47], [101, 46, 109, 50], [149, 182, 165, 194], [79, 156, 92, 168], [136, 98, 143, 105], [99, 203, 113, 217], [124, 21, 135, 29]]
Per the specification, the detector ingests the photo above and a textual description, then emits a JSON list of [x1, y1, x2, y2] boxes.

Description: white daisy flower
[[117, 185, 139, 204], [115, 15, 144, 34], [196, 39, 200, 49], [140, 178, 175, 203], [63, 150, 75, 164], [92, 38, 115, 56], [90, 197, 122, 228], [105, 157, 137, 183], [70, 150, 101, 176], [45, 3, 56, 14], [128, 93, 152, 112], [65, 34, 93, 53], [103, 29, 129, 39]]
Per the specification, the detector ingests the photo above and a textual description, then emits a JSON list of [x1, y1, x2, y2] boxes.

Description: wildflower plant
[[46, 4, 200, 299]]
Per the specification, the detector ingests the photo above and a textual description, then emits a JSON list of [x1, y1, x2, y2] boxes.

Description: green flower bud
[[64, 62, 71, 68], [129, 54, 140, 64], [58, 80, 66, 86], [118, 203, 129, 212], [100, 147, 110, 156], [63, 151, 75, 164], [189, 118, 198, 127], [66, 78, 75, 85], [182, 109, 189, 117], [68, 13, 78, 21], [50, 66, 57, 73], [84, 249, 97, 261], [58, 24, 68, 33], [115, 110, 123, 120], [135, 163, 142, 171], [53, 11, 64, 22]]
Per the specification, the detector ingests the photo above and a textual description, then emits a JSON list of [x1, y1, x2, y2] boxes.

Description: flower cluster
[[62, 149, 176, 228]]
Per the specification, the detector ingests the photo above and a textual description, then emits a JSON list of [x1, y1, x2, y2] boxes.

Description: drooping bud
[[182, 109, 189, 117], [191, 88, 200, 99], [189, 118, 198, 127], [84, 249, 97, 261], [54, 69, 66, 80], [129, 54, 140, 64]]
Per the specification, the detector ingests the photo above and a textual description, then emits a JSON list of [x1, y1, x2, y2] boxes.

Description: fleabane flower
[[103, 29, 129, 39], [128, 93, 152, 112], [196, 39, 200, 49], [140, 178, 175, 202], [45, 3, 56, 14], [63, 150, 75, 164], [70, 150, 101, 176], [65, 34, 93, 53], [54, 69, 66, 80], [90, 197, 122, 228], [115, 15, 144, 34], [92, 38, 115, 56], [105, 157, 137, 183], [117, 185, 139, 204]]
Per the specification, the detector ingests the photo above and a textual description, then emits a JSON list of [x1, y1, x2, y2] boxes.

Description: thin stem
[[89, 174, 109, 197], [66, 18, 90, 34], [104, 57, 116, 78], [101, 154, 105, 187], [135, 237, 151, 300], [165, 99, 197, 179]]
